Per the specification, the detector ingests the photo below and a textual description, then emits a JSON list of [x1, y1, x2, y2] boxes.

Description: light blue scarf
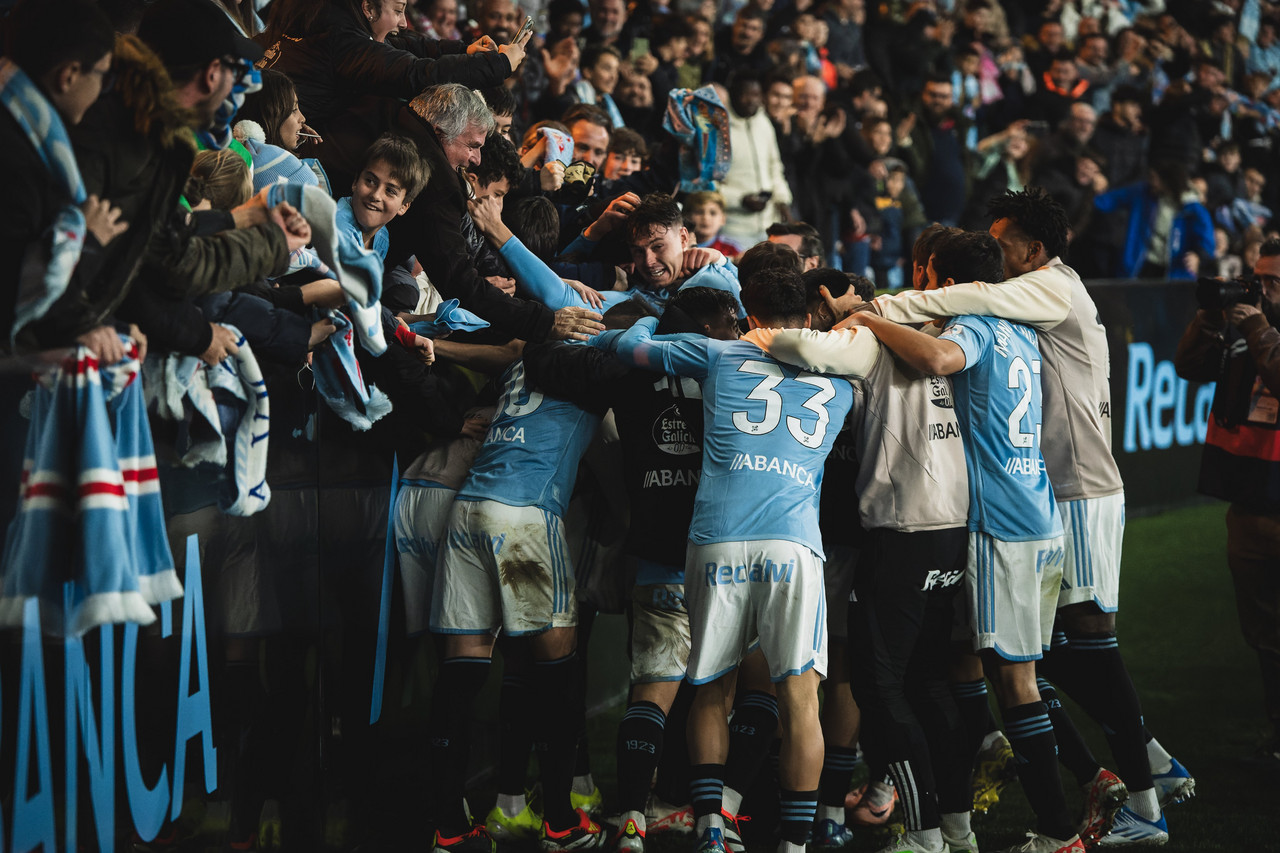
[[0, 58, 87, 345], [407, 298, 490, 337], [663, 85, 731, 193]]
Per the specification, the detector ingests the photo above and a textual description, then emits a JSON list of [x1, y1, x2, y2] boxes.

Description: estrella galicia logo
[[927, 375, 954, 409], [653, 404, 699, 455]]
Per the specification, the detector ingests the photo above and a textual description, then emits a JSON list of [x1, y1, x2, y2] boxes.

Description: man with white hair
[[390, 83, 604, 343]]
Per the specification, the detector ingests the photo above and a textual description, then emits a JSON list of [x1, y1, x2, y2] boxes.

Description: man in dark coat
[[391, 83, 603, 343]]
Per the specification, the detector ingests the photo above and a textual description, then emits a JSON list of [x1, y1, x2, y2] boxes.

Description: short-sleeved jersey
[[611, 321, 854, 557], [941, 315, 1061, 542], [457, 360, 601, 517]]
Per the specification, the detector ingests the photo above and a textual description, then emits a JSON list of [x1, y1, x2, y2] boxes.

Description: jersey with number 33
[[613, 327, 854, 558], [940, 315, 1062, 543]]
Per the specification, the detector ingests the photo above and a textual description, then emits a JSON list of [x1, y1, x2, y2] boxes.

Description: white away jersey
[[872, 260, 1122, 500], [942, 315, 1061, 542], [608, 319, 854, 557]]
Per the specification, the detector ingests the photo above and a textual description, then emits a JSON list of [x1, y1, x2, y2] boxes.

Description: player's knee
[[1057, 601, 1116, 633]]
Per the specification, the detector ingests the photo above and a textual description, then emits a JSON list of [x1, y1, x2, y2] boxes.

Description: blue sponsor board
[[1091, 279, 1215, 513]]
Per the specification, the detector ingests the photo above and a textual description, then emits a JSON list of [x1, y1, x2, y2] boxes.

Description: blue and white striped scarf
[[0, 58, 87, 346], [0, 339, 182, 637]]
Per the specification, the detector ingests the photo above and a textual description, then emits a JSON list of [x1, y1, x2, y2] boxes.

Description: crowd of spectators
[[3, 0, 1280, 849]]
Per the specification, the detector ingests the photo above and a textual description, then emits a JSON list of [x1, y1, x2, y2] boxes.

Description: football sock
[[721, 784, 744, 817], [1002, 701, 1074, 841], [1144, 733, 1174, 775], [724, 691, 779, 796], [951, 679, 992, 774], [533, 652, 582, 830], [778, 789, 819, 845], [617, 701, 666, 813], [430, 657, 491, 836], [495, 792, 526, 818], [1058, 632, 1155, 791], [1129, 787, 1161, 820], [1036, 676, 1102, 787], [498, 670, 533, 796], [691, 764, 726, 831], [940, 811, 972, 839], [818, 746, 860, 809]]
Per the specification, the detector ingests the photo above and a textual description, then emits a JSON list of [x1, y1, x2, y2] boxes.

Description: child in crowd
[[685, 190, 743, 259], [340, 133, 428, 258], [234, 68, 325, 192], [602, 128, 648, 181], [869, 161, 925, 290], [481, 84, 517, 144], [184, 150, 337, 360]]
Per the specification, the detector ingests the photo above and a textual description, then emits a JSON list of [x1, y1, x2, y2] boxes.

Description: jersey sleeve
[[870, 265, 1075, 330], [611, 316, 714, 380], [747, 327, 882, 377], [939, 316, 992, 373], [679, 259, 746, 318], [499, 235, 590, 310]]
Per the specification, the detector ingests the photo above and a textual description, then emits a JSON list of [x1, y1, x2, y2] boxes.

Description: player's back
[[459, 360, 601, 517], [693, 338, 855, 556], [1034, 263, 1124, 501], [940, 315, 1060, 542]]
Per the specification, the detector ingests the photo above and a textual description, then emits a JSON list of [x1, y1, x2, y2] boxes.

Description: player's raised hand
[[584, 192, 641, 240], [681, 247, 724, 277]]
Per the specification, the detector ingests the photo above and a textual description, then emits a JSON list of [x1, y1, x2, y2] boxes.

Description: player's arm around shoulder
[[845, 312, 967, 376], [743, 327, 882, 378], [609, 315, 715, 380], [867, 266, 1074, 331]]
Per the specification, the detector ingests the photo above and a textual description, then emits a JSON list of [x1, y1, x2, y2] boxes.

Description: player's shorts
[[630, 582, 691, 684], [394, 483, 456, 636], [968, 531, 1065, 662], [1056, 492, 1125, 613], [684, 539, 826, 684], [431, 499, 577, 636], [823, 544, 858, 643]]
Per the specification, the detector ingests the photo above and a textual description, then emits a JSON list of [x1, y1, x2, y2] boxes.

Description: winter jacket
[[388, 106, 555, 342], [257, 5, 512, 132], [1175, 307, 1280, 511], [1092, 182, 1215, 279]]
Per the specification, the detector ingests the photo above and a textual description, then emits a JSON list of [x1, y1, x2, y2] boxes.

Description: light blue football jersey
[[611, 319, 854, 557], [457, 359, 601, 518], [940, 315, 1062, 542]]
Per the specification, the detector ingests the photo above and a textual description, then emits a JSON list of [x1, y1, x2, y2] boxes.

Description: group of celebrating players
[[411, 187, 1194, 853]]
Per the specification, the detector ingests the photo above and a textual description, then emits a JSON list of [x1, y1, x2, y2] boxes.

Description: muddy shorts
[[630, 583, 691, 683], [431, 499, 578, 637]]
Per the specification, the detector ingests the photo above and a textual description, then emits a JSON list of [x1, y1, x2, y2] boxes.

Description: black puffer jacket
[[257, 5, 512, 132]]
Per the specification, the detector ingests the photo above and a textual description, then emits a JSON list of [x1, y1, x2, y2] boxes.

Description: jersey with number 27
[[615, 327, 854, 558], [940, 315, 1061, 542]]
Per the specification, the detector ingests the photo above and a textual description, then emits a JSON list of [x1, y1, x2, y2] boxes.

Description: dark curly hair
[[985, 186, 1070, 261], [468, 133, 524, 190], [624, 193, 684, 244]]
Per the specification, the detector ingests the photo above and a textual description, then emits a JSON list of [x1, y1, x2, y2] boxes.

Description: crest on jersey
[[927, 375, 954, 409], [653, 405, 700, 455]]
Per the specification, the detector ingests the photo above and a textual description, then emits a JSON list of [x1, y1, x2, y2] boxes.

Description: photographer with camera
[[1175, 238, 1280, 763]]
